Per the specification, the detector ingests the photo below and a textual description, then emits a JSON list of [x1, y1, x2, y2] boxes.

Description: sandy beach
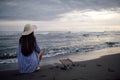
[[0, 47, 120, 80]]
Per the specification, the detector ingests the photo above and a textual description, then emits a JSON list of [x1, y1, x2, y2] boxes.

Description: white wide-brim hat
[[22, 24, 37, 35]]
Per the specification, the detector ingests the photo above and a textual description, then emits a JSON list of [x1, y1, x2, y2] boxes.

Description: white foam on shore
[[40, 47, 120, 66], [68, 47, 120, 62], [0, 58, 17, 64]]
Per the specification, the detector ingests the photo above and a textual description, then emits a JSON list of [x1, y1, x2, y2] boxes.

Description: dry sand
[[0, 47, 120, 80]]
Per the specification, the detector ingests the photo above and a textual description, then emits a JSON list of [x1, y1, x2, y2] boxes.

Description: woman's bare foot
[[36, 66, 40, 71]]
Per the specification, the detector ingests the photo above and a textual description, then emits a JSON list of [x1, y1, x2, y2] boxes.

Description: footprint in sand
[[72, 77, 86, 80], [49, 67, 54, 70], [96, 64, 102, 67], [40, 74, 46, 77], [108, 68, 115, 72], [72, 78, 78, 80], [80, 64, 86, 67]]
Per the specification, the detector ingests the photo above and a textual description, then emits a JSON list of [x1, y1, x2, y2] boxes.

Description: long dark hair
[[19, 32, 36, 56]]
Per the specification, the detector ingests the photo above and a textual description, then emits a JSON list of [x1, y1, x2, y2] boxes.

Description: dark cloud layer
[[0, 0, 120, 21]]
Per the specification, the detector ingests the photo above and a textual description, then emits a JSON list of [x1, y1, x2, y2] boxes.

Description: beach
[[0, 0, 120, 79], [0, 47, 120, 80]]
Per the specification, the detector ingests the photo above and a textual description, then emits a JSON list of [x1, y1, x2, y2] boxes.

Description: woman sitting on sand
[[18, 24, 44, 73]]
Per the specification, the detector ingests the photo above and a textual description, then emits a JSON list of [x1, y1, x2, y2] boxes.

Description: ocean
[[0, 31, 120, 64]]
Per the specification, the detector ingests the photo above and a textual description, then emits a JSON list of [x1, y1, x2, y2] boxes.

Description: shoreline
[[0, 47, 120, 71], [0, 47, 120, 80]]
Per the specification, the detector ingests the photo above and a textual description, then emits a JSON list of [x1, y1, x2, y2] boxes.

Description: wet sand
[[0, 47, 120, 80]]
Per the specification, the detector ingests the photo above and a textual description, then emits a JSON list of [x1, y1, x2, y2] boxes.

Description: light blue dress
[[18, 41, 41, 73]]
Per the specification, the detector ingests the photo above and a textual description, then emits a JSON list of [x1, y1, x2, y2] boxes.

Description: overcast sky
[[0, 0, 120, 31]]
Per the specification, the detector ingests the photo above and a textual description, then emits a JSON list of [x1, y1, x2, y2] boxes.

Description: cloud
[[0, 0, 120, 21]]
